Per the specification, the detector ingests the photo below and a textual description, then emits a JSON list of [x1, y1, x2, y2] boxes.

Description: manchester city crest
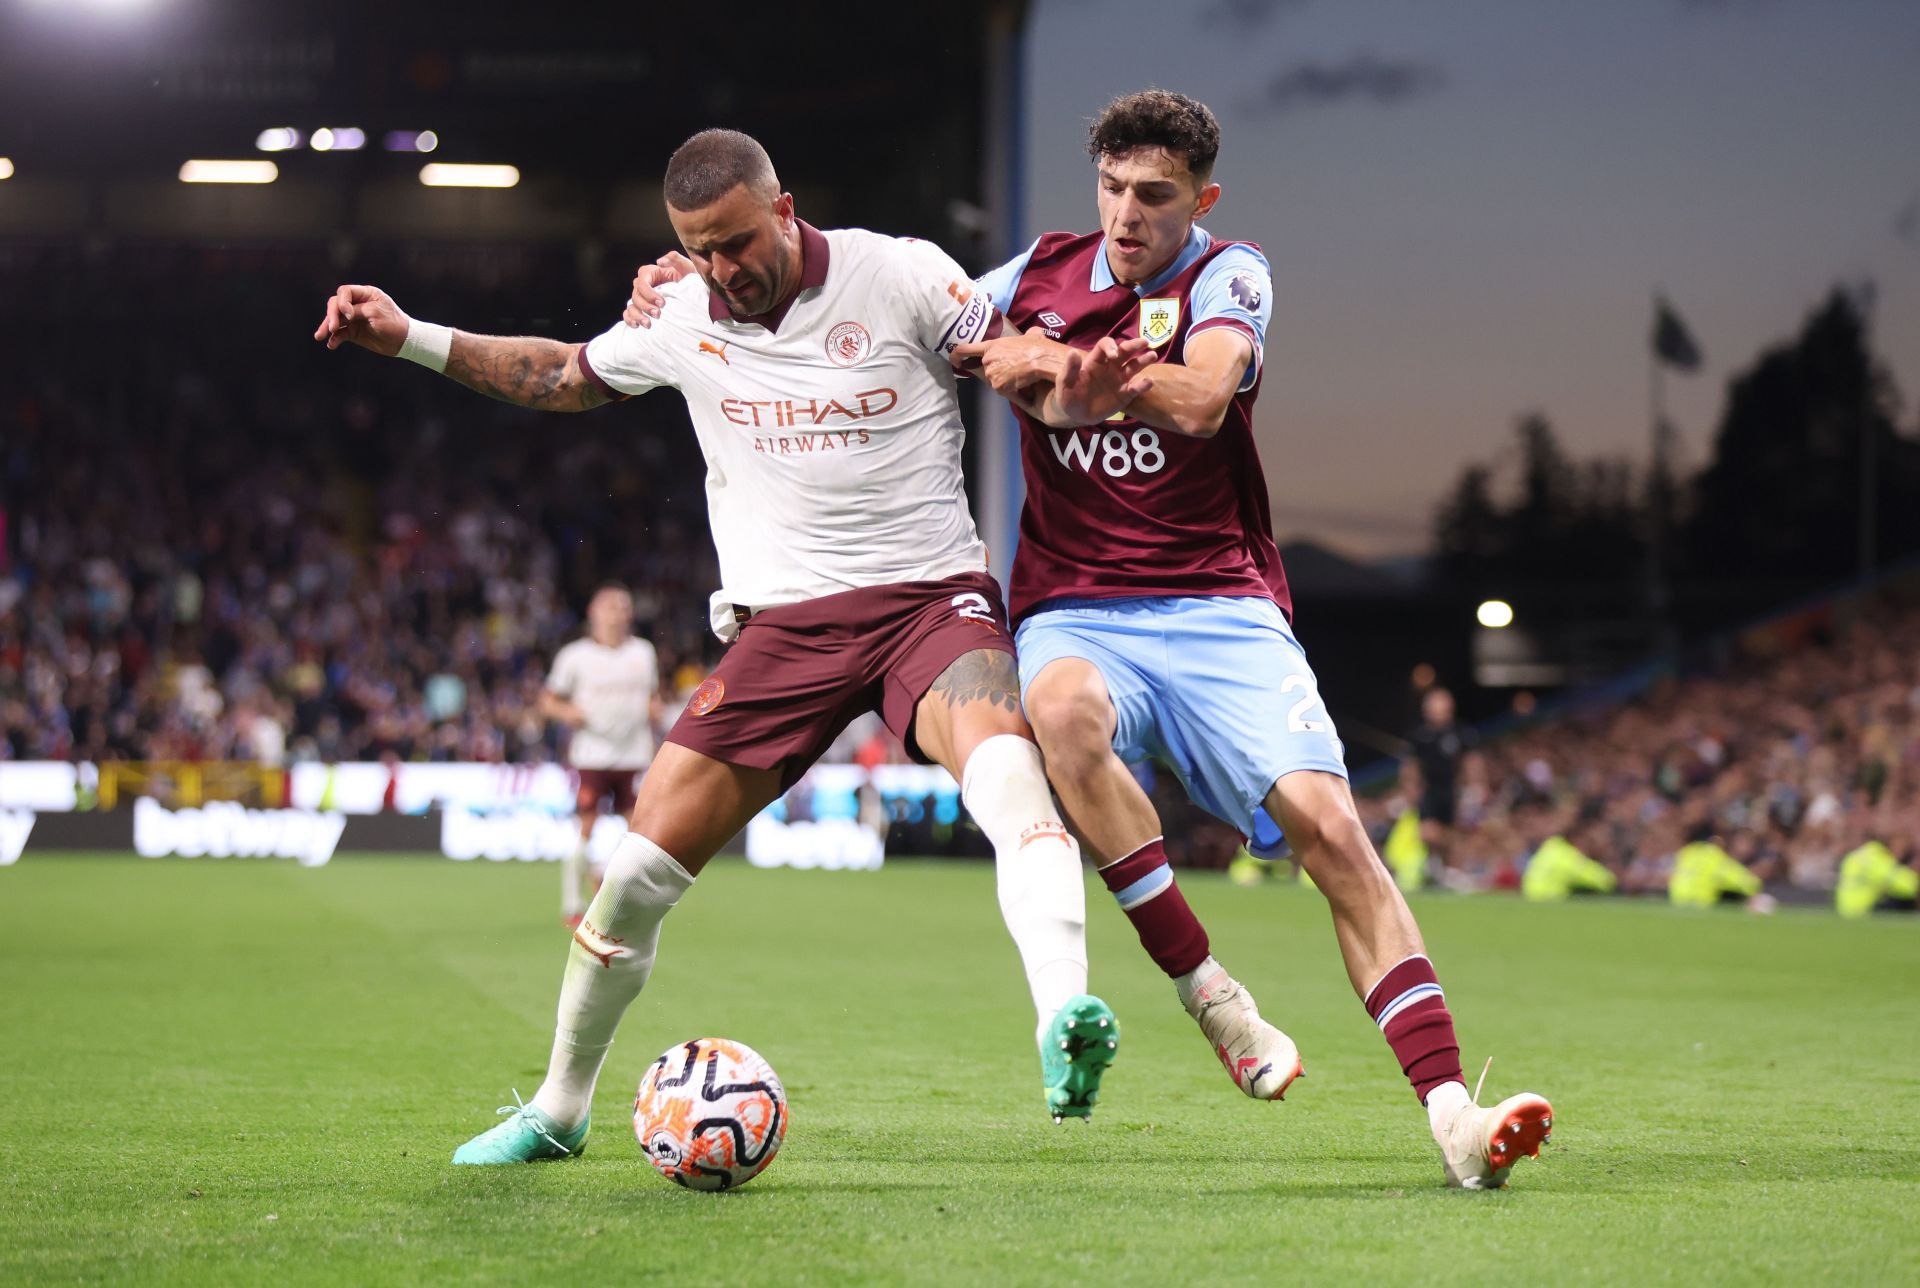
[[1138, 297, 1180, 348]]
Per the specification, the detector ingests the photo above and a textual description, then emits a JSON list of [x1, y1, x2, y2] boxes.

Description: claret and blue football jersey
[[976, 225, 1290, 625]]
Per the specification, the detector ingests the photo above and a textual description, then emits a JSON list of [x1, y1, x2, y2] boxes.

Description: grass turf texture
[[2, 857, 1915, 1286]]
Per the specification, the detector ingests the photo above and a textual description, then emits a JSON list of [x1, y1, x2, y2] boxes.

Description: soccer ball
[[633, 1038, 787, 1191]]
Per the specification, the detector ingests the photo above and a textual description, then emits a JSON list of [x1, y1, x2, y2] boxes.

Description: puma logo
[[1218, 1045, 1273, 1092], [698, 340, 731, 365]]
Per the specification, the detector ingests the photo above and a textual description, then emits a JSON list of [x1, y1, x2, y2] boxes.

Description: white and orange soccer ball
[[633, 1038, 788, 1191]]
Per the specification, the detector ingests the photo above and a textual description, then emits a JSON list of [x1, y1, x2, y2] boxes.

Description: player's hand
[[622, 252, 697, 328], [313, 284, 411, 356], [1052, 335, 1158, 425], [950, 327, 1070, 395]]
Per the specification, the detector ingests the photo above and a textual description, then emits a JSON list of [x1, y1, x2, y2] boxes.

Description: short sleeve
[[973, 236, 1042, 313], [580, 315, 677, 398], [546, 645, 577, 697], [894, 237, 997, 361], [1186, 245, 1273, 392]]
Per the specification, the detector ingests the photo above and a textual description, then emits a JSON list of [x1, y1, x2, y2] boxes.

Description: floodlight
[[419, 163, 519, 188], [178, 160, 278, 184]]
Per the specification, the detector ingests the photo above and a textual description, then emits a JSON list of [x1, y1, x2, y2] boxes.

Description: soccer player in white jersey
[[315, 128, 1157, 1162], [540, 582, 662, 926]]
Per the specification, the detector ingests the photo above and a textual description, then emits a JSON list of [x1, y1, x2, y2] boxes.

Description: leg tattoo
[[929, 649, 1021, 714]]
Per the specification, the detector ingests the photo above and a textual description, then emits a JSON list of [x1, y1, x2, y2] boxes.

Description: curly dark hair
[[1086, 89, 1221, 183]]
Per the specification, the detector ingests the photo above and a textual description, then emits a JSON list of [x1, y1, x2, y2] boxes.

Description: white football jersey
[[580, 223, 994, 640], [547, 636, 659, 769]]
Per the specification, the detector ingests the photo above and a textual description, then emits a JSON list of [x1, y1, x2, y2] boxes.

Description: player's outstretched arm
[[313, 283, 611, 413], [954, 326, 1252, 439], [953, 331, 1157, 428], [1037, 336, 1158, 427], [951, 327, 1071, 394], [444, 334, 609, 412], [1119, 328, 1253, 439]]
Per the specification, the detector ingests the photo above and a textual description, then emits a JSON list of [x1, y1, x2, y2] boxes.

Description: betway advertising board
[[1, 762, 962, 868]]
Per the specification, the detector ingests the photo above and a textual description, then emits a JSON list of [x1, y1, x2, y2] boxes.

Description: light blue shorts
[[1015, 595, 1348, 837]]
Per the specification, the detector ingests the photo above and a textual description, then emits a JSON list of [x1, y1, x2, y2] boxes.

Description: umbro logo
[[1038, 311, 1066, 328], [698, 340, 731, 365]]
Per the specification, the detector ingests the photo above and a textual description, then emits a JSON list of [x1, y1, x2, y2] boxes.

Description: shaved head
[[664, 129, 779, 212]]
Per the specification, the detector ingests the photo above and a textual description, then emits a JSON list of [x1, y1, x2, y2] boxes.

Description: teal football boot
[[452, 1091, 589, 1165], [1040, 995, 1120, 1122]]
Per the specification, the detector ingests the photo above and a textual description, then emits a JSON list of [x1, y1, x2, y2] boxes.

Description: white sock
[[962, 734, 1088, 1046], [531, 831, 694, 1129], [1426, 1078, 1471, 1138], [1174, 954, 1226, 1010], [561, 832, 588, 918]]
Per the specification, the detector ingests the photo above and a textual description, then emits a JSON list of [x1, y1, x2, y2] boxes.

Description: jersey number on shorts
[[1282, 674, 1331, 734], [1047, 428, 1166, 478], [951, 592, 996, 624]]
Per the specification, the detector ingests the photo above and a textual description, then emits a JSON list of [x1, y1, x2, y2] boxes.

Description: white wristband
[[397, 320, 454, 372]]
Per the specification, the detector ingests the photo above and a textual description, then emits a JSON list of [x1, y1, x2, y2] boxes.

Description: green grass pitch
[[2, 855, 1915, 1285]]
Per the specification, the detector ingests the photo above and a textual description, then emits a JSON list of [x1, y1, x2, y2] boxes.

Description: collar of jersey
[[1090, 224, 1213, 296], [707, 219, 832, 325]]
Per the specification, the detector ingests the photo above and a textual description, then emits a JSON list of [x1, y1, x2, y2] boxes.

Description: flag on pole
[[1652, 296, 1702, 371]]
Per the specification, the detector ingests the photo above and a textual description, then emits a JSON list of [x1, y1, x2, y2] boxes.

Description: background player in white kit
[[540, 582, 662, 926], [315, 129, 1158, 1161]]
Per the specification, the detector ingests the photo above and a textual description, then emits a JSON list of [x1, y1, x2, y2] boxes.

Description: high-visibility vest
[[1837, 841, 1920, 918], [1522, 835, 1617, 902], [1669, 841, 1761, 908], [1383, 809, 1427, 893]]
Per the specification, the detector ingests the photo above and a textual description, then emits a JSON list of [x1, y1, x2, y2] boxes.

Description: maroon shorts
[[575, 767, 644, 817], [665, 571, 1016, 787]]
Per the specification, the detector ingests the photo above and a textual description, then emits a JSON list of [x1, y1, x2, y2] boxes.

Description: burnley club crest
[[1138, 297, 1180, 349]]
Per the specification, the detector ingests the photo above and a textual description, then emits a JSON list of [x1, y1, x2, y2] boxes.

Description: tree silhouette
[[1434, 414, 1645, 591], [1434, 463, 1501, 585], [1433, 285, 1917, 634], [1685, 288, 1916, 590]]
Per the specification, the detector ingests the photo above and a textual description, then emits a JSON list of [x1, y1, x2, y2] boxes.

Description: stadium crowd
[[1363, 597, 1920, 900], [0, 244, 721, 768]]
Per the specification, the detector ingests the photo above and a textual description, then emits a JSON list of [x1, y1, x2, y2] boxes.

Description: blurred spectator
[[1407, 687, 1478, 837]]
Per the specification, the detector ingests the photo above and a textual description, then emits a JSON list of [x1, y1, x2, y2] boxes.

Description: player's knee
[[1290, 806, 1378, 879], [1025, 685, 1109, 771]]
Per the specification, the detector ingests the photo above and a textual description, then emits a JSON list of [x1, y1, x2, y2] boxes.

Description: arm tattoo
[[444, 335, 610, 412], [928, 649, 1021, 714]]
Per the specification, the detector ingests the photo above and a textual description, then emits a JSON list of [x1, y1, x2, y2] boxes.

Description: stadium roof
[[0, 1, 1010, 244]]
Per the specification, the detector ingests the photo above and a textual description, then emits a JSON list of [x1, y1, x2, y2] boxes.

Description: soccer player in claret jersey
[[315, 128, 1160, 1160], [965, 90, 1555, 1189], [539, 582, 662, 927]]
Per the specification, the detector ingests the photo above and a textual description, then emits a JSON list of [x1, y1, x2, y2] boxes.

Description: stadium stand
[[2, 246, 1915, 906], [1365, 589, 1920, 900], [0, 244, 720, 766]]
